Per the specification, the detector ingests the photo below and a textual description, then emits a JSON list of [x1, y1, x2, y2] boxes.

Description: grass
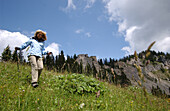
[[0, 62, 169, 111]]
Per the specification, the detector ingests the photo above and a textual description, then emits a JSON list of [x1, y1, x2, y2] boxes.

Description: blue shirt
[[20, 38, 47, 57]]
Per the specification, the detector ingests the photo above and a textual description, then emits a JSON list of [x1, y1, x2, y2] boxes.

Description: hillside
[[75, 51, 170, 97], [0, 62, 169, 110]]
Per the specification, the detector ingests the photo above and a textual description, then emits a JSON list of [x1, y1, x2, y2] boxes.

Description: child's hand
[[15, 47, 20, 50], [48, 52, 52, 55]]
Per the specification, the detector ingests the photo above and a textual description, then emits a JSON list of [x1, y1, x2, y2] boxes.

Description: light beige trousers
[[29, 56, 43, 83]]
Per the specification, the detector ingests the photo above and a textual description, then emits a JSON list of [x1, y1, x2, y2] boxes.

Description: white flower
[[79, 103, 85, 109]]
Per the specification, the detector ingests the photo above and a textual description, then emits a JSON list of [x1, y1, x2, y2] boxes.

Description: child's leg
[[29, 56, 39, 84], [37, 57, 43, 80]]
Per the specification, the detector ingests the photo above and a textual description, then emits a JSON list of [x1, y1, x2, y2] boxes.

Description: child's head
[[34, 30, 47, 41]]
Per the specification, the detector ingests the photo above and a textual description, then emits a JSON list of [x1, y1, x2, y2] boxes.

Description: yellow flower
[[37, 98, 39, 101]]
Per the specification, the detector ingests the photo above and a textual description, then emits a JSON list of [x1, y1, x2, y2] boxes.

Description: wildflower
[[137, 80, 142, 86], [134, 51, 138, 61], [146, 41, 156, 52], [79, 103, 85, 109], [37, 98, 39, 101], [168, 98, 170, 103]]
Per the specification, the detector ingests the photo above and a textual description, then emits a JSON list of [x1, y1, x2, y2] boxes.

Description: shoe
[[32, 82, 39, 88]]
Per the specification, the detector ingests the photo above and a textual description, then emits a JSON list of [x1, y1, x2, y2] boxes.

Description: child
[[15, 30, 52, 88]]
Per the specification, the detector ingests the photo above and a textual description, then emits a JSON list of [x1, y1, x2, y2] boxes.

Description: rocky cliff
[[76, 53, 170, 96]]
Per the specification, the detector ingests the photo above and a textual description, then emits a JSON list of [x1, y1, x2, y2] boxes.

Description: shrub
[[55, 74, 107, 95]]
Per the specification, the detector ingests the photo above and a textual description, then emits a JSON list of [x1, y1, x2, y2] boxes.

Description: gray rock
[[76, 54, 101, 73], [114, 69, 122, 76], [114, 61, 127, 69], [75, 53, 170, 96]]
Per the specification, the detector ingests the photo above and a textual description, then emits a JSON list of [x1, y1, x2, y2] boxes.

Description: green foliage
[[55, 74, 107, 94], [2, 45, 12, 61]]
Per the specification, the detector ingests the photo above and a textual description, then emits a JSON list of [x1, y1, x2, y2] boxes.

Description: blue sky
[[0, 0, 170, 60]]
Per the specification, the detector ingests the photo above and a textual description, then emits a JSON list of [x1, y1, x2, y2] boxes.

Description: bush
[[55, 74, 107, 95]]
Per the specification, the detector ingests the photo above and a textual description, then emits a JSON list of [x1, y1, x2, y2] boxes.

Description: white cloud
[[62, 0, 97, 12], [67, 0, 76, 10], [63, 0, 76, 12], [0, 29, 29, 55], [85, 32, 91, 37], [103, 0, 170, 55], [85, 0, 96, 9], [75, 29, 84, 34], [154, 37, 170, 52], [45, 43, 60, 56], [75, 29, 92, 38], [0, 29, 60, 59]]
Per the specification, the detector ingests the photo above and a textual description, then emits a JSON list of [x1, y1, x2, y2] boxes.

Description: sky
[[0, 0, 170, 60]]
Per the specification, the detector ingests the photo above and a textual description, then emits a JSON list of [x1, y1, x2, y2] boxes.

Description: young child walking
[[15, 30, 52, 88]]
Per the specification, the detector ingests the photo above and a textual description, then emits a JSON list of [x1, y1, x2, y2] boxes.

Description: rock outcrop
[[76, 54, 101, 73], [76, 54, 170, 96]]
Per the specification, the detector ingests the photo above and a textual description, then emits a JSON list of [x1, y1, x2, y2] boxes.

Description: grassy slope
[[0, 62, 169, 111]]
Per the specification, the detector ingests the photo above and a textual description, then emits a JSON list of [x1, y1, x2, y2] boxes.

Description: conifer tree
[[46, 54, 54, 70], [78, 61, 83, 74], [12, 50, 18, 62], [55, 55, 59, 71], [92, 63, 97, 77], [58, 50, 65, 72], [65, 55, 71, 73], [73, 54, 77, 60], [2, 45, 12, 61], [98, 59, 103, 66], [72, 61, 79, 73], [85, 63, 92, 76]]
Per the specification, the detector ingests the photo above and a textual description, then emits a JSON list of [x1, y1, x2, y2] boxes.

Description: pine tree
[[12, 50, 18, 62], [72, 62, 79, 73], [98, 59, 103, 66], [92, 63, 97, 77], [55, 55, 59, 72], [58, 50, 65, 72], [78, 61, 83, 74], [85, 63, 92, 76], [46, 54, 54, 70], [65, 55, 71, 73], [2, 45, 12, 61], [104, 58, 108, 65], [73, 54, 77, 60]]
